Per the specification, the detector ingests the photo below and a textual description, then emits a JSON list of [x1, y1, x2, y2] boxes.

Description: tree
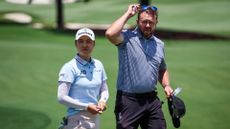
[[139, 0, 150, 6], [56, 0, 64, 30], [28, 0, 32, 4], [55, 0, 91, 31]]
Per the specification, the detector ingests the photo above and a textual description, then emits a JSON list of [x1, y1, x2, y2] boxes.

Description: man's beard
[[143, 29, 154, 38]]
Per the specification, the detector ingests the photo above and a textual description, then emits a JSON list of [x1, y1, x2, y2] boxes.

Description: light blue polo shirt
[[58, 54, 107, 116], [116, 28, 167, 93]]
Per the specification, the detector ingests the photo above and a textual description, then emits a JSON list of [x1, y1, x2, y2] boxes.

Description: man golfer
[[106, 4, 173, 129]]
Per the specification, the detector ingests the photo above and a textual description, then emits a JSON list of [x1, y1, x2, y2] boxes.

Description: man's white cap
[[75, 27, 95, 41]]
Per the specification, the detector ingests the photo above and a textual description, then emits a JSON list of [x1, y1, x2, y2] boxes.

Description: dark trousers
[[114, 91, 166, 129]]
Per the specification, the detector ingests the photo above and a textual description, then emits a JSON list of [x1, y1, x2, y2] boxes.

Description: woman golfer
[[57, 27, 109, 129]]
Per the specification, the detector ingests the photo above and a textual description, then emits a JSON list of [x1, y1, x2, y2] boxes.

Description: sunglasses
[[141, 5, 158, 11]]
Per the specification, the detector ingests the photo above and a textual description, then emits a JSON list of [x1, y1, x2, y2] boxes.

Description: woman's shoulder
[[92, 58, 102, 64], [92, 58, 105, 67]]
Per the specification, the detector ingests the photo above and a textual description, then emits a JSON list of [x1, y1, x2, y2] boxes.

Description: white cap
[[75, 27, 95, 41]]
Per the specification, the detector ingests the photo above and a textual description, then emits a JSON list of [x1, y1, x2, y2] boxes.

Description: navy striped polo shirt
[[116, 28, 167, 93]]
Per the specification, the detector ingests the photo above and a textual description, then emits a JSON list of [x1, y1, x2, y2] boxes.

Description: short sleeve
[[58, 63, 75, 83], [101, 63, 108, 81], [159, 58, 167, 70], [117, 29, 129, 47], [158, 41, 167, 70]]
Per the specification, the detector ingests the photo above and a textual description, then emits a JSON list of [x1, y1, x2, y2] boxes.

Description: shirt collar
[[75, 54, 95, 66]]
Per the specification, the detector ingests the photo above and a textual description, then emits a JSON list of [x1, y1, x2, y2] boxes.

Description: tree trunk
[[28, 0, 32, 4], [56, 0, 64, 30], [139, 0, 150, 6]]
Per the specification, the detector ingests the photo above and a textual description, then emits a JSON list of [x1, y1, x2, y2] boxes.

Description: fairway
[[0, 0, 230, 129], [0, 25, 230, 129]]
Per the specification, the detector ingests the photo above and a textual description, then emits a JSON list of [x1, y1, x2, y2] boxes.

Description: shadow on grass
[[46, 26, 230, 41], [0, 21, 230, 40], [0, 106, 51, 129]]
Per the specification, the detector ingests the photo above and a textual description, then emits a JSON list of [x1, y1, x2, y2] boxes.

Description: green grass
[[0, 0, 230, 128], [0, 25, 117, 129], [159, 40, 230, 129], [0, 24, 230, 129], [0, 0, 230, 36]]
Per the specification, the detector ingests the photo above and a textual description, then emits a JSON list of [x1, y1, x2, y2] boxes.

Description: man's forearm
[[105, 12, 130, 44], [106, 4, 139, 44], [106, 11, 130, 36], [159, 69, 170, 87], [159, 69, 173, 97]]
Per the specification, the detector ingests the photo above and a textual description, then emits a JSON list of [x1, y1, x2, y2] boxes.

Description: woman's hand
[[87, 102, 107, 115]]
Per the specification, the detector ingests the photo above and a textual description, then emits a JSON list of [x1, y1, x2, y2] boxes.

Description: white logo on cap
[[75, 27, 95, 41]]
